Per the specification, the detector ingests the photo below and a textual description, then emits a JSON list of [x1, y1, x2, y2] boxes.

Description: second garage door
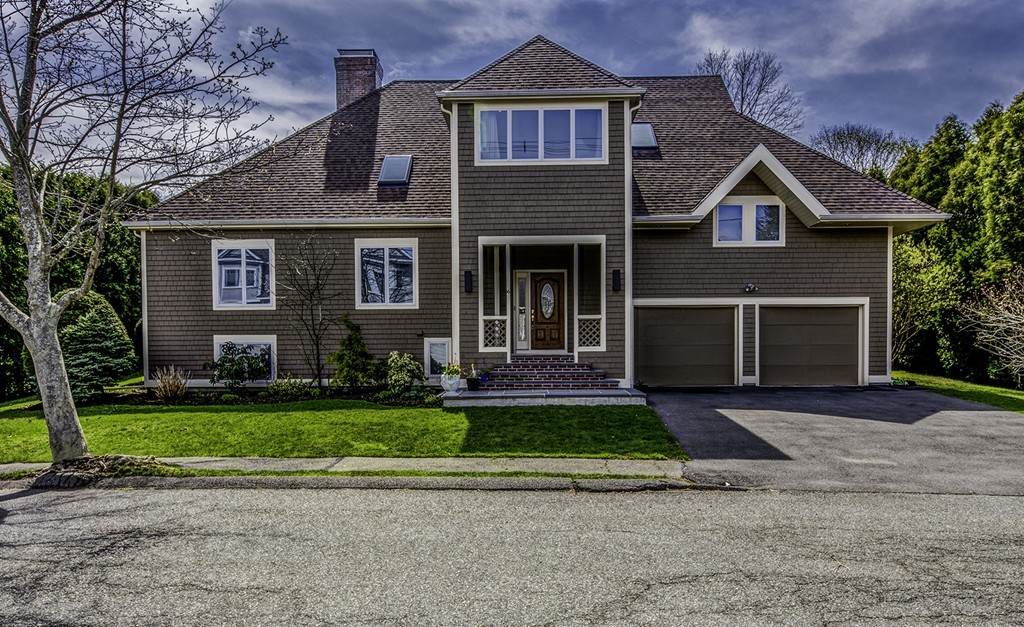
[[759, 306, 860, 385], [635, 307, 736, 386]]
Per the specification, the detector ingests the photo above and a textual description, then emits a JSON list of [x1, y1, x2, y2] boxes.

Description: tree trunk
[[25, 322, 90, 461]]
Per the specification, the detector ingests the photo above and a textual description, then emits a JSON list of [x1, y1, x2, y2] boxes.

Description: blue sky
[[224, 0, 1024, 144]]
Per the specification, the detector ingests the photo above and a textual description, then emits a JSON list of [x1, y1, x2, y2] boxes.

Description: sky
[[218, 0, 1024, 145]]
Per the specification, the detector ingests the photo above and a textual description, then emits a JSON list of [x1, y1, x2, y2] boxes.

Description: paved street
[[650, 387, 1024, 494], [2, 486, 1022, 625]]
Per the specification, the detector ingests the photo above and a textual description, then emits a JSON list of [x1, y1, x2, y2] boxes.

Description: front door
[[531, 273, 564, 350]]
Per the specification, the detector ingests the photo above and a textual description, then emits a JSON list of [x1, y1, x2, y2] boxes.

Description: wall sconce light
[[612, 269, 622, 292], [464, 270, 473, 293], [744, 283, 759, 293]]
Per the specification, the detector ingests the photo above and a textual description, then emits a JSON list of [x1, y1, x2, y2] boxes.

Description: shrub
[[152, 365, 190, 402], [203, 342, 271, 392], [219, 393, 240, 403], [266, 374, 315, 401], [329, 315, 376, 389], [23, 291, 137, 402], [386, 351, 424, 393]]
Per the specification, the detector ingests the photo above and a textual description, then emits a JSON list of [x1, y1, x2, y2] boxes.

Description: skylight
[[631, 123, 658, 149], [379, 155, 412, 185]]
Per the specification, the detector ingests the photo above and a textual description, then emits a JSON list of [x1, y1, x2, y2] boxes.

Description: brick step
[[480, 379, 621, 390], [491, 362, 593, 373], [509, 354, 575, 363], [488, 370, 608, 381]]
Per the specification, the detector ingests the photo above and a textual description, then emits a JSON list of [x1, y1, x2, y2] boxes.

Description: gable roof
[[630, 76, 944, 227], [129, 80, 452, 227], [444, 35, 639, 93]]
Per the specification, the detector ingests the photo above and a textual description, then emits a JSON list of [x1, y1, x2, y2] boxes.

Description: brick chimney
[[334, 49, 383, 110]]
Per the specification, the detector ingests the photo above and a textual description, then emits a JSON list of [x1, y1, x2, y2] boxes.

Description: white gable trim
[[693, 144, 829, 220]]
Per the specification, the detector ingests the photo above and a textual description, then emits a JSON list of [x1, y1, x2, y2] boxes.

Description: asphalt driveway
[[648, 386, 1024, 495]]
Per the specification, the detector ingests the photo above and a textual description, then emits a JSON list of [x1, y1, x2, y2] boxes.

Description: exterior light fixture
[[744, 283, 759, 293]]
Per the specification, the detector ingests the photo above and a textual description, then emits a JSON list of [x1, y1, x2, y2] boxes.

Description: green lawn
[[894, 370, 1024, 414], [0, 399, 685, 463]]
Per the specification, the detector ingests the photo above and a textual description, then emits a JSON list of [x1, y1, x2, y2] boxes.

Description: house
[[125, 36, 947, 400]]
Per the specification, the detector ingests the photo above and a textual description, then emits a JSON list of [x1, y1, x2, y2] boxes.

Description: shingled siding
[[633, 212, 889, 377], [145, 228, 451, 381], [455, 101, 628, 379]]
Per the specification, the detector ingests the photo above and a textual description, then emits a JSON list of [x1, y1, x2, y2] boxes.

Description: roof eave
[[811, 213, 951, 235], [631, 215, 702, 230], [122, 217, 452, 230], [436, 87, 647, 101]]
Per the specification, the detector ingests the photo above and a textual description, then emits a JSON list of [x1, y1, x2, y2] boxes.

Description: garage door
[[635, 307, 736, 386], [759, 306, 860, 385]]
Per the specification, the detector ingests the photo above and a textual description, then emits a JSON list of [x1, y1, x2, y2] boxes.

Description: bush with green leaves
[[266, 374, 318, 401], [203, 342, 271, 392], [329, 315, 376, 390], [385, 351, 424, 393], [21, 291, 136, 403]]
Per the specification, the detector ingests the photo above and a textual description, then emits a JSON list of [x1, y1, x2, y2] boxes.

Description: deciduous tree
[[695, 48, 804, 134], [809, 122, 913, 181], [0, 0, 284, 460]]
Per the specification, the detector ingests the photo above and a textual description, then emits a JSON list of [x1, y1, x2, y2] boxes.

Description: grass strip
[[894, 370, 1024, 415]]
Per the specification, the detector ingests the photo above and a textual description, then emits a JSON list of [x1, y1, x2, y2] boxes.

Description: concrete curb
[[1, 475, 746, 493]]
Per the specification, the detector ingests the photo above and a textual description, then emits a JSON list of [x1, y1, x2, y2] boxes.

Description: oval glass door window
[[541, 283, 555, 319]]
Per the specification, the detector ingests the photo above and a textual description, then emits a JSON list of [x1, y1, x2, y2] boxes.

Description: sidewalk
[[1, 456, 685, 479]]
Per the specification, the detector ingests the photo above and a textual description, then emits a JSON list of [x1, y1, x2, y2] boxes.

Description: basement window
[[631, 122, 658, 149], [378, 155, 412, 185]]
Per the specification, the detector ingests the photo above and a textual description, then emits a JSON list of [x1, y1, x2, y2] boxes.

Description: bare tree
[[278, 236, 343, 389], [0, 0, 284, 460], [963, 268, 1024, 387], [695, 48, 804, 134], [810, 122, 915, 180]]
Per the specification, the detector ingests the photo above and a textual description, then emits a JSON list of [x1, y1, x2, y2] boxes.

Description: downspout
[[624, 99, 641, 387]]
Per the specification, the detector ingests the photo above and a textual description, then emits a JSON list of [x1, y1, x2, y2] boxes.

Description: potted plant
[[466, 364, 481, 391], [440, 362, 462, 391]]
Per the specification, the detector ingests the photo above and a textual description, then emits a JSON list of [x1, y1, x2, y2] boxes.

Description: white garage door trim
[[633, 297, 870, 386]]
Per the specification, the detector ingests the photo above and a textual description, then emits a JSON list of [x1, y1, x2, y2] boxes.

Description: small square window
[[356, 239, 418, 308], [213, 335, 276, 382], [379, 155, 412, 185], [713, 198, 786, 247], [717, 205, 743, 242], [631, 122, 658, 149], [213, 240, 274, 308], [424, 338, 451, 378], [756, 205, 781, 242]]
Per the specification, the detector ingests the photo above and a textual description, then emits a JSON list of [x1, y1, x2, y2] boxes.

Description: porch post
[[505, 243, 512, 362], [573, 242, 579, 363]]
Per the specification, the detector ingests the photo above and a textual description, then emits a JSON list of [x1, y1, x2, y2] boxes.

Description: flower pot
[[467, 377, 481, 391], [440, 374, 461, 391]]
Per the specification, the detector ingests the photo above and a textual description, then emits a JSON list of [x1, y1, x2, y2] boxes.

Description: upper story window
[[713, 196, 786, 247], [355, 238, 418, 309], [476, 104, 606, 164], [212, 239, 275, 309]]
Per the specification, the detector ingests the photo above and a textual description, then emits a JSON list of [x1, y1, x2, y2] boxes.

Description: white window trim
[[423, 337, 452, 379], [212, 334, 277, 382], [474, 102, 609, 166], [211, 239, 276, 310], [712, 195, 786, 248], [354, 237, 419, 309]]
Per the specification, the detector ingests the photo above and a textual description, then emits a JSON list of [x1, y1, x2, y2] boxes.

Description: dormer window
[[631, 122, 658, 149], [379, 155, 412, 185], [713, 196, 786, 247], [477, 104, 606, 164]]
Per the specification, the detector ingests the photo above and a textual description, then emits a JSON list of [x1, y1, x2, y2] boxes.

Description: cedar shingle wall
[[633, 213, 889, 376], [145, 228, 451, 379], [456, 101, 627, 378]]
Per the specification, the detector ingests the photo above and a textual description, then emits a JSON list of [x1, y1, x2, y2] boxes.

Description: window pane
[[718, 205, 743, 242], [245, 248, 271, 304], [388, 247, 415, 304], [479, 110, 507, 160], [511, 110, 538, 159], [543, 110, 570, 159], [361, 248, 385, 303], [575, 109, 603, 158], [756, 205, 781, 241], [631, 122, 658, 148], [379, 155, 412, 184], [427, 341, 448, 377], [217, 249, 243, 304]]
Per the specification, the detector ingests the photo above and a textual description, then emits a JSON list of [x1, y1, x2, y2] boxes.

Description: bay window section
[[212, 240, 274, 309], [356, 238, 418, 308], [476, 104, 605, 163]]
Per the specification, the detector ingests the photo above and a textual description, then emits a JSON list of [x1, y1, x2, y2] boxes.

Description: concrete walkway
[[1, 456, 685, 480]]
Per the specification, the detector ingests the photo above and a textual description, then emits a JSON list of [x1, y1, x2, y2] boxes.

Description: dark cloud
[[220, 0, 1024, 143]]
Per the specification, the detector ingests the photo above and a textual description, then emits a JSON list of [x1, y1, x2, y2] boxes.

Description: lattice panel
[[578, 318, 601, 348], [484, 318, 507, 348]]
